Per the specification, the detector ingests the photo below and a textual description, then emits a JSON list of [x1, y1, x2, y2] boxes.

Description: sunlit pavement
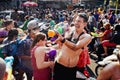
[[88, 53, 98, 77]]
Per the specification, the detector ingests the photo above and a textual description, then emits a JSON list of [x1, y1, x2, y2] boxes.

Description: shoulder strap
[[66, 32, 74, 41], [66, 31, 84, 43], [70, 32, 74, 38], [76, 32, 84, 42]]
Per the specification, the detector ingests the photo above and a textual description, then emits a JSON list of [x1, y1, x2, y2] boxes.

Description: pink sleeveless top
[[31, 46, 51, 80]]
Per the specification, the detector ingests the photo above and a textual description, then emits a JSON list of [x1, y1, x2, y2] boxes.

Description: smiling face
[[74, 16, 87, 31]]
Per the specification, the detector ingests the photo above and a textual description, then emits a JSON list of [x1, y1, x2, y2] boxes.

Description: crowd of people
[[0, 6, 120, 80]]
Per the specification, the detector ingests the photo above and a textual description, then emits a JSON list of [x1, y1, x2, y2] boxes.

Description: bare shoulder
[[103, 62, 119, 72], [80, 33, 92, 40], [110, 62, 120, 69], [97, 62, 120, 80], [84, 33, 92, 37], [35, 46, 46, 54]]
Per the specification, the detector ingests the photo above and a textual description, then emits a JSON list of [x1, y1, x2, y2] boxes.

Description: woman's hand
[[49, 61, 54, 69]]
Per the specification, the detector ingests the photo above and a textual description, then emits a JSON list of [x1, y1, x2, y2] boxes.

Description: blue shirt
[[17, 35, 33, 70], [2, 38, 20, 56]]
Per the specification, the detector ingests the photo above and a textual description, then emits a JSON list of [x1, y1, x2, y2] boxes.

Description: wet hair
[[78, 13, 88, 22], [31, 32, 46, 48], [8, 28, 18, 41]]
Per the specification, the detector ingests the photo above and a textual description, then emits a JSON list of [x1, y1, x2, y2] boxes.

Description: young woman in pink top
[[31, 32, 54, 80]]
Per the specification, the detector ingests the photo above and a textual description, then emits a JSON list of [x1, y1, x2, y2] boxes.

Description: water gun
[[47, 49, 57, 61], [90, 32, 99, 37], [4, 56, 14, 80]]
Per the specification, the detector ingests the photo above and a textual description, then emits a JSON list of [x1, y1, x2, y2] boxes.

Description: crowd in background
[[0, 6, 120, 80]]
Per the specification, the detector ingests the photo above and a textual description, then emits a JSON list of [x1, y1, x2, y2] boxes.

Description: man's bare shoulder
[[110, 62, 120, 69], [102, 62, 120, 74], [84, 33, 91, 36], [81, 33, 92, 40]]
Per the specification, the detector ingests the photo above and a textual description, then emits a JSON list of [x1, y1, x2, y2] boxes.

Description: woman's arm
[[35, 47, 54, 69]]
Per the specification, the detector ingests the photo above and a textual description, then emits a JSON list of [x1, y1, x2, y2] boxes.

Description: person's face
[[74, 16, 87, 30], [7, 21, 14, 30], [43, 37, 47, 45], [30, 28, 40, 39], [39, 37, 47, 46], [30, 30, 36, 39], [10, 22, 14, 28]]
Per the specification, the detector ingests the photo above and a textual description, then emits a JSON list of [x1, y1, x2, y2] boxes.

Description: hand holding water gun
[[47, 27, 63, 41]]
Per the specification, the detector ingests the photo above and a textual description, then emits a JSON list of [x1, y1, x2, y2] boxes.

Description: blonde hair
[[104, 22, 111, 30]]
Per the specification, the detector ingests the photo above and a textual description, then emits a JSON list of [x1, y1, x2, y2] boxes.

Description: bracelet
[[61, 38, 66, 43]]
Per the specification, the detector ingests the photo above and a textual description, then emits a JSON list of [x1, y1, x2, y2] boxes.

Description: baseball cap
[[27, 20, 39, 30]]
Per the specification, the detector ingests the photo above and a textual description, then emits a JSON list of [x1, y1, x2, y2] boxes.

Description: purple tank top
[[31, 46, 51, 80]]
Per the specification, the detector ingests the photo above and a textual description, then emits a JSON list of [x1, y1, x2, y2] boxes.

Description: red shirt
[[77, 47, 90, 68], [103, 30, 112, 40]]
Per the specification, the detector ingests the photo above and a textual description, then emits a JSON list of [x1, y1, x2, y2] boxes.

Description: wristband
[[61, 38, 66, 43]]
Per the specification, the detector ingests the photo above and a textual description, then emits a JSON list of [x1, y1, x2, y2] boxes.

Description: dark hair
[[118, 18, 120, 21], [105, 15, 108, 18], [100, 27, 105, 32], [49, 16, 53, 19], [78, 13, 88, 22], [14, 8, 18, 12], [31, 32, 46, 48], [8, 28, 18, 41], [0, 15, 3, 19], [14, 21, 19, 28], [114, 24, 120, 32], [2, 20, 13, 27], [24, 15, 29, 20]]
